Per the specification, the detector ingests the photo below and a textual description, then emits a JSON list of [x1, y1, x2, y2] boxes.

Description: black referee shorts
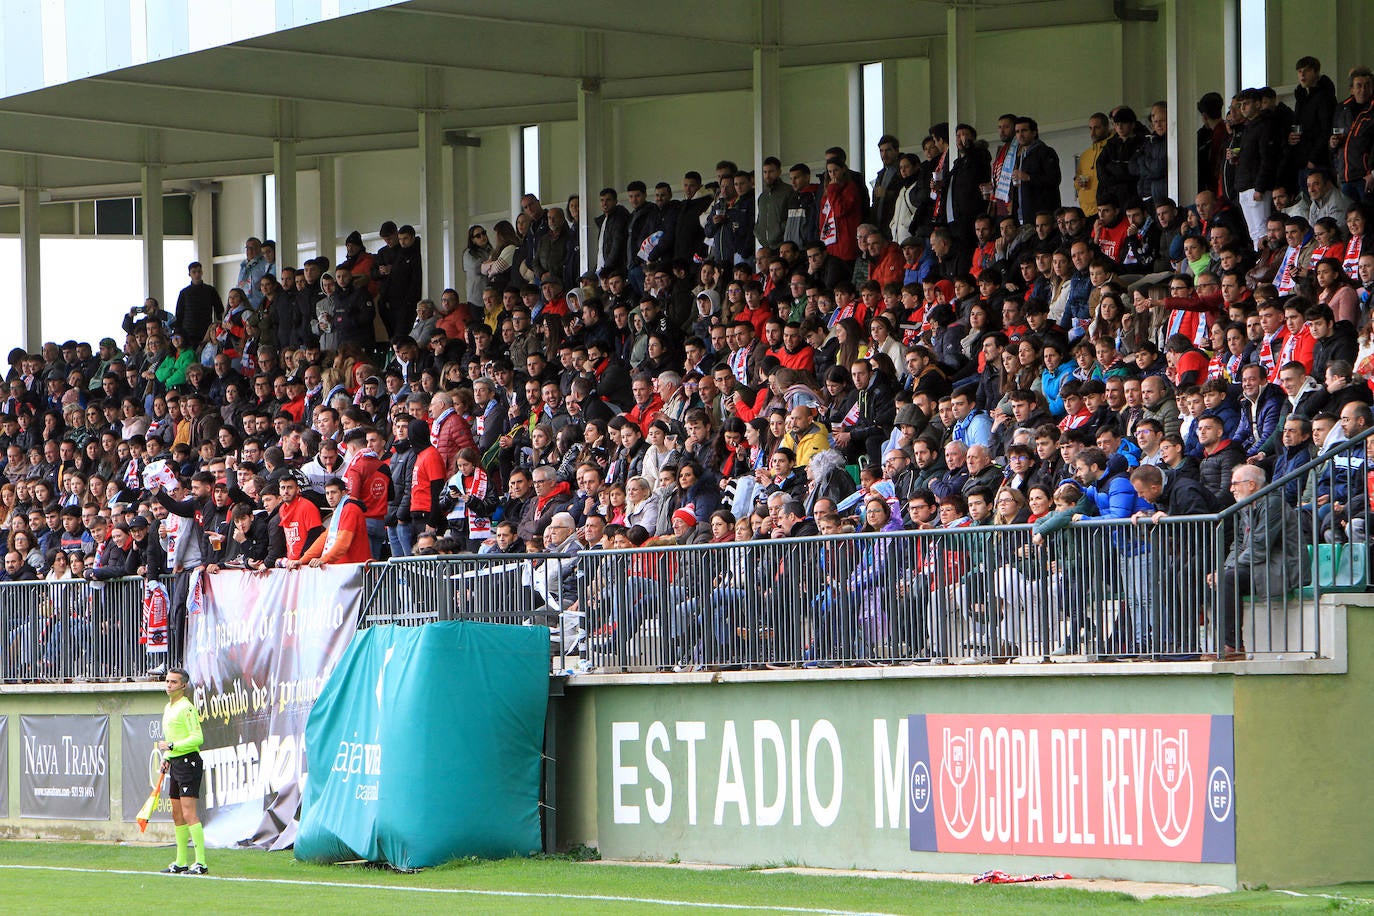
[[168, 752, 204, 800]]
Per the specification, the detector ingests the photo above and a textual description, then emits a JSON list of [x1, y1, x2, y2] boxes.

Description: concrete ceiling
[[0, 0, 1133, 203]]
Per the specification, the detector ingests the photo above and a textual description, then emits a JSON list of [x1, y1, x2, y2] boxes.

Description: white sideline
[[1275, 889, 1374, 904], [0, 864, 906, 915]]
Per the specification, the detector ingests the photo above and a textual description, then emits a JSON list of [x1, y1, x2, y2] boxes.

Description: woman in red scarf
[[441, 447, 491, 552], [819, 161, 862, 269]]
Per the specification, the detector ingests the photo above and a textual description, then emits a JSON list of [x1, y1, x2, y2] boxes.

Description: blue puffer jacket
[[1040, 362, 1075, 417], [1084, 465, 1149, 520], [1080, 457, 1153, 554]]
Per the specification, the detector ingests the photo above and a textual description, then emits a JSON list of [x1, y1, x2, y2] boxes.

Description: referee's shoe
[[187, 864, 209, 876], [160, 863, 188, 874]]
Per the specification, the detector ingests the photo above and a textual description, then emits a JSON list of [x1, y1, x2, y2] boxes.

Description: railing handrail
[[1219, 424, 1374, 520], [0, 574, 147, 587], [570, 515, 1229, 560]]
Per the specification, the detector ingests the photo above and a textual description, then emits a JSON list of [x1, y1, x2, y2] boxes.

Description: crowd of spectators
[[2, 54, 1372, 668]]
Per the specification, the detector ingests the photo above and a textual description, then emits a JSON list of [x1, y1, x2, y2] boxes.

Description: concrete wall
[[469, 126, 515, 225], [558, 672, 1239, 887], [0, 686, 169, 843], [211, 174, 264, 296], [612, 91, 753, 192], [293, 167, 322, 264], [1233, 605, 1374, 888], [337, 149, 422, 249], [544, 120, 581, 214], [891, 57, 934, 162], [780, 65, 852, 172], [2, 613, 1371, 889], [551, 608, 1374, 889]]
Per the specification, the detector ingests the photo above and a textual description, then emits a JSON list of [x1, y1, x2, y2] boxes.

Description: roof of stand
[[0, 0, 1127, 203]]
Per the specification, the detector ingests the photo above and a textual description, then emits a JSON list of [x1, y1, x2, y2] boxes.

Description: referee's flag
[[137, 762, 168, 833]]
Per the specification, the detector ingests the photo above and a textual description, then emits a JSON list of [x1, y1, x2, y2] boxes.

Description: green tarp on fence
[[295, 621, 549, 868]]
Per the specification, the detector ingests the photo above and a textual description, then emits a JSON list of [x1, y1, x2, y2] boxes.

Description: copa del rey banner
[[908, 714, 1234, 864], [186, 565, 362, 849]]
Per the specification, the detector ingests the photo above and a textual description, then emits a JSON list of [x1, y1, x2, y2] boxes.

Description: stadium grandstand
[[1, 0, 1373, 893]]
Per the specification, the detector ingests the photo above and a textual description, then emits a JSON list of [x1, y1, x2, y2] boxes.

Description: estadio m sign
[[908, 714, 1234, 863], [593, 691, 1239, 876]]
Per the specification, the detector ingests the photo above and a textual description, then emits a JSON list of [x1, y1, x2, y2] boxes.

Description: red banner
[[908, 714, 1234, 863]]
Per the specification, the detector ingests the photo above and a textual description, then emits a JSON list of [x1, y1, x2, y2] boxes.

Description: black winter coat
[[1292, 75, 1338, 171], [1131, 132, 1168, 203], [947, 143, 992, 234], [1234, 111, 1278, 193], [1200, 441, 1245, 508], [596, 205, 630, 273], [1097, 128, 1144, 205]]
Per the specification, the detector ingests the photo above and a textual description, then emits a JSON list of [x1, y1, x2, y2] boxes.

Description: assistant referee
[[158, 667, 208, 875]]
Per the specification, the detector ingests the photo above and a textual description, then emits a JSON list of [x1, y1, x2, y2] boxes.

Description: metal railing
[[360, 554, 587, 672], [353, 428, 1372, 671], [1211, 423, 1373, 660], [0, 576, 151, 683], [571, 518, 1226, 669]]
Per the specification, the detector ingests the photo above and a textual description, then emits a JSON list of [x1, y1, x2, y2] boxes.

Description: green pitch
[[0, 842, 1369, 915]]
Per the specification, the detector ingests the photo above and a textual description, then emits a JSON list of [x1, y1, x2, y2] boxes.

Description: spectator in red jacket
[[820, 159, 862, 269], [863, 229, 904, 287], [1165, 334, 1211, 388], [408, 419, 447, 535], [341, 428, 390, 558], [274, 473, 323, 564], [428, 390, 474, 475], [733, 282, 774, 340], [1275, 299, 1317, 376], [296, 477, 372, 567], [623, 373, 664, 436]]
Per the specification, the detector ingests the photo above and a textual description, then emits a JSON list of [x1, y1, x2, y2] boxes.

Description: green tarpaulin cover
[[295, 621, 549, 868]]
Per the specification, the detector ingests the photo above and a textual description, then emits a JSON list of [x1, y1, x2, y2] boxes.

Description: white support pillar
[[420, 110, 446, 301], [609, 103, 624, 190], [946, 5, 976, 130], [191, 182, 215, 277], [1337, 0, 1371, 83], [846, 66, 862, 167], [274, 96, 299, 270], [508, 125, 525, 218], [142, 163, 164, 308], [317, 156, 336, 268], [577, 81, 606, 276], [19, 156, 41, 351], [447, 139, 471, 300], [881, 60, 901, 141], [1165, 0, 1192, 203], [1222, 0, 1239, 103], [577, 31, 606, 276], [752, 0, 781, 173], [274, 139, 298, 272]]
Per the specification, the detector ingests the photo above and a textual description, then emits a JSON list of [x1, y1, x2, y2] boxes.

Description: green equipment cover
[[295, 621, 549, 868]]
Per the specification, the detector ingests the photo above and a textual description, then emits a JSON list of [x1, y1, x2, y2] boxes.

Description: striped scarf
[[993, 141, 1018, 204]]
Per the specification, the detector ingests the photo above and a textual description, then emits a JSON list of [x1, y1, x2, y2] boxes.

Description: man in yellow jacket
[[159, 667, 208, 875], [780, 404, 831, 468], [1077, 113, 1111, 216]]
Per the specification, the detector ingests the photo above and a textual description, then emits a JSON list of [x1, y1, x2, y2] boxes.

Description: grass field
[[0, 842, 1371, 915]]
